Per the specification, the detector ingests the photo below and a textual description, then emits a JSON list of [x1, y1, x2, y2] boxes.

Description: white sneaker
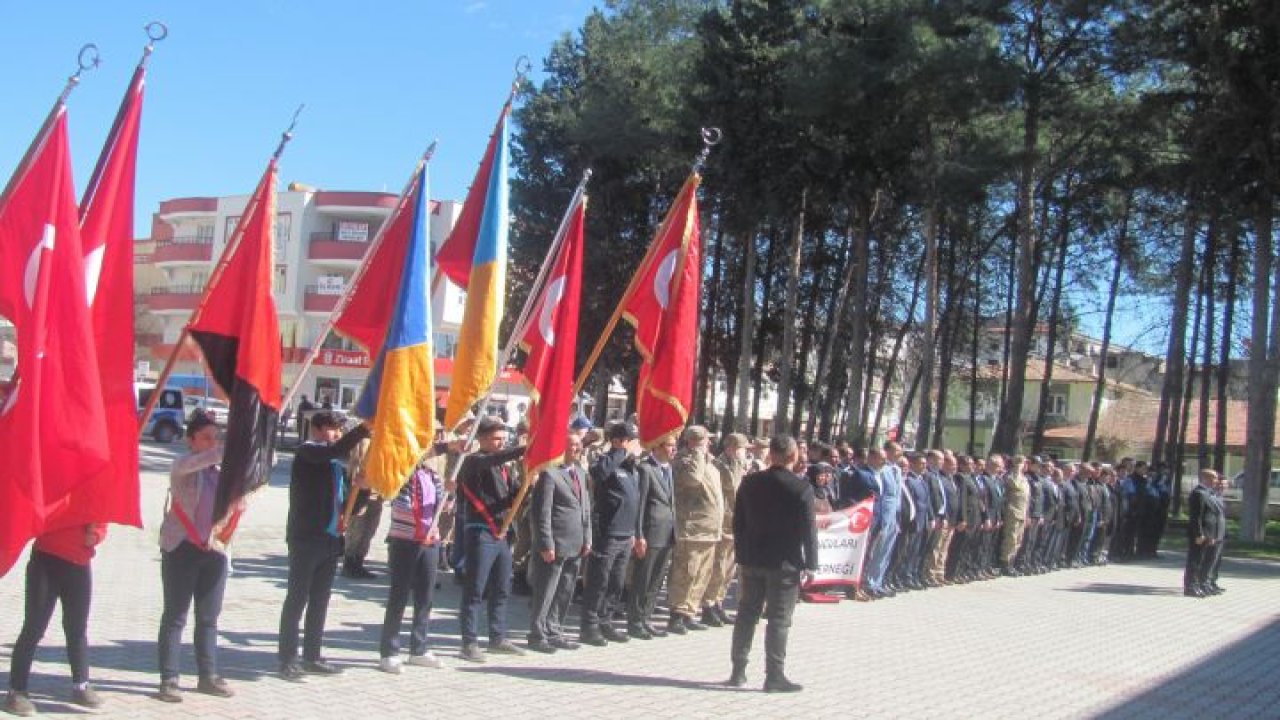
[[407, 652, 444, 669], [378, 656, 403, 674]]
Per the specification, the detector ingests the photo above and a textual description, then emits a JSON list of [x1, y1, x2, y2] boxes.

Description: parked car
[[136, 383, 185, 443], [185, 396, 230, 426]]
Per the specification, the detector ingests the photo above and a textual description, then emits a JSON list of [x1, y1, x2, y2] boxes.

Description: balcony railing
[[153, 235, 214, 263], [307, 232, 370, 262], [303, 286, 342, 313], [148, 285, 204, 311]]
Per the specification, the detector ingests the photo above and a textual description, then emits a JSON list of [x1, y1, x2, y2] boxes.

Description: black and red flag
[[186, 160, 283, 542]]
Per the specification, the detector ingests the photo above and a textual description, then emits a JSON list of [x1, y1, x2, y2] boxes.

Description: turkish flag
[[45, 62, 147, 534], [0, 110, 110, 575], [188, 160, 282, 539], [620, 174, 702, 447], [519, 195, 585, 476]]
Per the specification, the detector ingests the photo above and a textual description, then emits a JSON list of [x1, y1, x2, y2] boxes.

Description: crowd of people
[[3, 408, 1228, 715]]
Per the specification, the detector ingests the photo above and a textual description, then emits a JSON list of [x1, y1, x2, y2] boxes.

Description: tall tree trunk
[[1174, 260, 1206, 516], [792, 249, 824, 436], [1242, 199, 1277, 542], [1032, 191, 1073, 454], [843, 205, 872, 443], [733, 231, 758, 433], [775, 191, 806, 432], [996, 232, 1017, 445], [992, 85, 1042, 454], [860, 239, 893, 434], [870, 247, 927, 441], [1197, 220, 1218, 470], [750, 228, 780, 435], [694, 225, 725, 425], [969, 257, 982, 455], [1214, 225, 1240, 471], [808, 222, 856, 439], [917, 204, 941, 449], [1084, 198, 1129, 462], [1152, 208, 1199, 467]]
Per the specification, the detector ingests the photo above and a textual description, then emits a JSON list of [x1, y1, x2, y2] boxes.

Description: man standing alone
[[728, 435, 817, 693]]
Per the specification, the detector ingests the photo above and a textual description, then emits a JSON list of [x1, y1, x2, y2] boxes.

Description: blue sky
[[0, 1, 595, 235]]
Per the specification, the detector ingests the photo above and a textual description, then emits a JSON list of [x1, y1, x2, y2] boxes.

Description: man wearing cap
[[456, 417, 527, 663], [278, 411, 371, 681], [667, 426, 724, 634], [580, 422, 642, 646], [705, 433, 749, 626]]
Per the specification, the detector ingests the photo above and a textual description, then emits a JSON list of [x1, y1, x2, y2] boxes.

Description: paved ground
[[2, 442, 1278, 719]]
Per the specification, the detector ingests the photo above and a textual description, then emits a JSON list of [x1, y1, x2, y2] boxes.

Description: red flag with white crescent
[[520, 195, 585, 476], [0, 110, 110, 575], [619, 174, 702, 448]]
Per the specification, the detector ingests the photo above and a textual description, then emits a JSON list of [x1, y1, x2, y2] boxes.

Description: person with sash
[[456, 416, 527, 663], [155, 412, 235, 703]]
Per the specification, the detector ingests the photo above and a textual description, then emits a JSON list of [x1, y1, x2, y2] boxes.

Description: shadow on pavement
[[1092, 617, 1280, 719], [453, 665, 736, 691], [1058, 583, 1182, 596]]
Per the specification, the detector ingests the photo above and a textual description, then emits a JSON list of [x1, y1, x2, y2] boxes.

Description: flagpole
[[0, 44, 99, 212], [281, 141, 438, 414], [570, 128, 721, 401], [139, 106, 304, 439], [432, 169, 592, 532]]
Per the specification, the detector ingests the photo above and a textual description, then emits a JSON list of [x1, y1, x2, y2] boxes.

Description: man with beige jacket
[[704, 433, 748, 626], [666, 426, 724, 634]]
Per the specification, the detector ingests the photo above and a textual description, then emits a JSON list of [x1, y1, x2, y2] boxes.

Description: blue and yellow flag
[[443, 110, 509, 429], [355, 165, 435, 497]]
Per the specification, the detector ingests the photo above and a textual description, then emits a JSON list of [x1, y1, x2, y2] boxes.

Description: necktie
[[903, 476, 917, 522], [663, 465, 672, 492], [569, 467, 581, 500]]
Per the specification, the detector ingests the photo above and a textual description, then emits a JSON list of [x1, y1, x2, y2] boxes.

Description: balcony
[[303, 286, 342, 313], [307, 233, 370, 263], [148, 285, 204, 312], [157, 197, 218, 218], [313, 191, 397, 212], [152, 236, 214, 264]]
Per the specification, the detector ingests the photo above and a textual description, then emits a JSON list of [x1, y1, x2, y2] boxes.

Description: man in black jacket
[[526, 431, 591, 652], [278, 411, 370, 681], [1184, 469, 1226, 598], [580, 422, 641, 646], [456, 417, 527, 663], [728, 435, 817, 694]]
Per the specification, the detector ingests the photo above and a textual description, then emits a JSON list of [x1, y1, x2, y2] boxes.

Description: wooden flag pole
[[280, 142, 437, 413], [138, 107, 303, 438]]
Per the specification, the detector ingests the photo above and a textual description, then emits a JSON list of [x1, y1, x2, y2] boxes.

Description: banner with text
[[810, 498, 875, 588]]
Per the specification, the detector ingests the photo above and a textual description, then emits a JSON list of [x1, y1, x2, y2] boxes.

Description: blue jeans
[[864, 518, 900, 592], [459, 527, 512, 645]]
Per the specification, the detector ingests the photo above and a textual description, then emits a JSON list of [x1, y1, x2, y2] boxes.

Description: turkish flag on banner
[[0, 110, 110, 575], [519, 194, 585, 477], [620, 173, 702, 448], [45, 63, 147, 534]]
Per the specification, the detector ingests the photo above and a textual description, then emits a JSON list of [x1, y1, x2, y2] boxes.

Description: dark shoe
[[627, 623, 653, 640], [580, 629, 608, 647], [700, 607, 724, 628], [488, 639, 526, 656], [302, 659, 343, 675], [601, 625, 630, 643], [550, 638, 580, 651], [196, 676, 234, 698], [1183, 587, 1205, 598], [71, 684, 104, 709], [726, 666, 747, 687], [526, 639, 558, 654], [279, 662, 307, 682], [713, 604, 733, 624], [683, 616, 709, 632], [342, 563, 376, 580], [645, 622, 668, 638], [666, 617, 688, 635], [155, 679, 184, 702], [459, 643, 486, 663], [4, 690, 36, 716], [764, 675, 804, 693]]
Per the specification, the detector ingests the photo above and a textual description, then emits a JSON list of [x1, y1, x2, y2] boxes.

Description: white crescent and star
[[653, 249, 679, 310], [538, 276, 567, 347], [22, 223, 56, 310]]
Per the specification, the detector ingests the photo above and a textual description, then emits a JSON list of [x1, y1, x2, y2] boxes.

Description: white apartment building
[[139, 186, 529, 419]]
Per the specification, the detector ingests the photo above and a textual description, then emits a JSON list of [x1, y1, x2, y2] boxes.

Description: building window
[[1106, 355, 1119, 369], [274, 265, 287, 295], [225, 216, 240, 242], [275, 212, 292, 246], [195, 223, 214, 241], [1048, 393, 1067, 417]]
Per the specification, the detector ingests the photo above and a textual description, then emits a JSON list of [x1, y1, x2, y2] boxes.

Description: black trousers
[[581, 536, 633, 630], [278, 537, 341, 663], [1184, 539, 1206, 589], [159, 541, 228, 680], [380, 540, 440, 658], [528, 552, 583, 644], [730, 565, 800, 677], [627, 543, 672, 626], [9, 550, 92, 690]]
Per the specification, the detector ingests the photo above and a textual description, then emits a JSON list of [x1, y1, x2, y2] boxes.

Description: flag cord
[[430, 169, 592, 535], [280, 142, 438, 413]]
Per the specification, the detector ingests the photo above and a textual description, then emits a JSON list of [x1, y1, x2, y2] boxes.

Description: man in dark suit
[[527, 432, 592, 653], [1184, 469, 1226, 598], [628, 434, 678, 639], [727, 435, 817, 694], [580, 422, 641, 646]]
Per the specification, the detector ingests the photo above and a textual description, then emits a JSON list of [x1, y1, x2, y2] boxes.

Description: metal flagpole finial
[[423, 139, 439, 163], [58, 43, 101, 104], [513, 55, 533, 92], [273, 104, 305, 161], [143, 22, 169, 58], [692, 126, 723, 174]]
